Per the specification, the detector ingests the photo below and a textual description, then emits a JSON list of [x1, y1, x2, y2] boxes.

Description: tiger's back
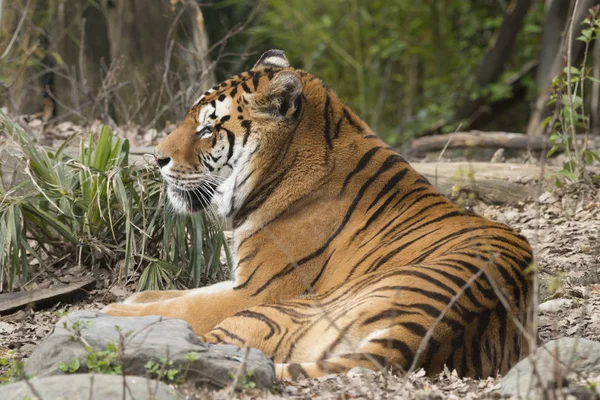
[[103, 50, 533, 379]]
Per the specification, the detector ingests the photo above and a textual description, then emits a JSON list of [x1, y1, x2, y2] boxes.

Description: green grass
[[0, 110, 231, 292]]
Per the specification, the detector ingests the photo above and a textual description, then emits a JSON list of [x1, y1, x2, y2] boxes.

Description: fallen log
[[408, 131, 597, 156], [0, 276, 95, 315], [412, 162, 545, 205]]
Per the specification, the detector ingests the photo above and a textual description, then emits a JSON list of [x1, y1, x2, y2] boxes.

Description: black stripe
[[339, 146, 382, 196], [241, 120, 251, 145], [241, 81, 251, 93], [304, 251, 335, 294], [370, 338, 412, 367], [343, 107, 364, 132], [252, 73, 260, 90], [323, 95, 333, 148], [362, 309, 421, 326], [420, 336, 441, 373], [223, 128, 235, 162], [287, 364, 308, 379], [367, 169, 408, 211], [211, 327, 246, 345], [233, 263, 263, 290], [334, 117, 343, 138], [350, 190, 400, 244], [398, 321, 428, 337], [234, 310, 281, 340]]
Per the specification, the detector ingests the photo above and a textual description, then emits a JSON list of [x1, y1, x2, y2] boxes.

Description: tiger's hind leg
[[274, 323, 441, 379], [276, 336, 395, 379], [274, 305, 528, 380], [201, 304, 451, 380]]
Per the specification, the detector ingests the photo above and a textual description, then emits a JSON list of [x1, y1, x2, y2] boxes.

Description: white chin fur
[[167, 187, 191, 214]]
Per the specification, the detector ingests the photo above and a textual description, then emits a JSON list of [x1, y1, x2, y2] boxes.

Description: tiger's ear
[[253, 49, 290, 70], [247, 70, 303, 119]]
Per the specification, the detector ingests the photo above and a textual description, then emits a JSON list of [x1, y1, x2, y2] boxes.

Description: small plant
[[0, 357, 25, 385], [238, 370, 257, 390], [547, 271, 566, 297], [58, 343, 123, 375], [58, 358, 80, 373], [143, 352, 201, 384], [84, 343, 123, 375], [182, 352, 200, 362], [63, 320, 95, 341], [53, 309, 69, 318], [546, 6, 600, 186], [229, 369, 258, 390], [145, 358, 183, 384]]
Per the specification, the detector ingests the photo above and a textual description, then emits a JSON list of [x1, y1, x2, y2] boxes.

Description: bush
[[0, 110, 230, 292]]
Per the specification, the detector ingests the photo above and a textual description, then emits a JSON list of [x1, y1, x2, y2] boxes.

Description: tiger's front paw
[[122, 289, 188, 304], [101, 302, 148, 317]]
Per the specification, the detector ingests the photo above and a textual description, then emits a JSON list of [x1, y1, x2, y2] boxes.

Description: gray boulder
[[0, 374, 183, 400], [24, 310, 275, 390], [537, 299, 573, 314], [500, 338, 600, 398]]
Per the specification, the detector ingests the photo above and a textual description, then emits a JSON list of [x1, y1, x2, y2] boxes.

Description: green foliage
[[145, 358, 183, 384], [84, 343, 123, 375], [58, 358, 80, 373], [0, 357, 25, 385], [0, 110, 230, 292], [63, 320, 95, 341], [60, 322, 123, 375], [59, 344, 122, 375], [244, 0, 544, 143], [230, 369, 257, 390], [182, 352, 200, 362], [546, 6, 600, 186]]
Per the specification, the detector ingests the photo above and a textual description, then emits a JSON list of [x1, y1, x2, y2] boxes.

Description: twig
[[0, 0, 32, 60], [566, 0, 582, 165], [227, 347, 250, 398], [434, 123, 461, 189]]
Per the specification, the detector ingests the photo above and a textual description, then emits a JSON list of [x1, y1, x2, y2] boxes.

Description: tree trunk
[[454, 0, 534, 121], [102, 0, 214, 125], [0, 0, 214, 127]]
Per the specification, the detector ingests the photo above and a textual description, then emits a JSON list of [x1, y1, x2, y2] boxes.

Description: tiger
[[102, 49, 533, 380]]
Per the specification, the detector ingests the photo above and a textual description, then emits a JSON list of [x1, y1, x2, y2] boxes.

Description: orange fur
[[103, 50, 533, 380]]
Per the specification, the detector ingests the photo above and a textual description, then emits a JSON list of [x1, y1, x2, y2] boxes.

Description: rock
[[538, 298, 574, 313], [503, 209, 519, 223], [24, 310, 275, 390], [0, 374, 183, 400], [347, 366, 376, 378], [500, 338, 600, 398]]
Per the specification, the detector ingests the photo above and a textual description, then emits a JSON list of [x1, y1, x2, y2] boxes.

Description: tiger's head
[[155, 50, 306, 217]]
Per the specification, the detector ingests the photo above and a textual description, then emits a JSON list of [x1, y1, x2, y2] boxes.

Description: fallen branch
[[0, 276, 95, 315], [408, 131, 597, 155]]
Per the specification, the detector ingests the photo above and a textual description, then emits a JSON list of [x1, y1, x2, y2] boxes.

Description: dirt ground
[[1, 119, 600, 398]]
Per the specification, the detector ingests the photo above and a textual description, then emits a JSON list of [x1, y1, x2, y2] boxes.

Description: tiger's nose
[[155, 151, 171, 168]]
